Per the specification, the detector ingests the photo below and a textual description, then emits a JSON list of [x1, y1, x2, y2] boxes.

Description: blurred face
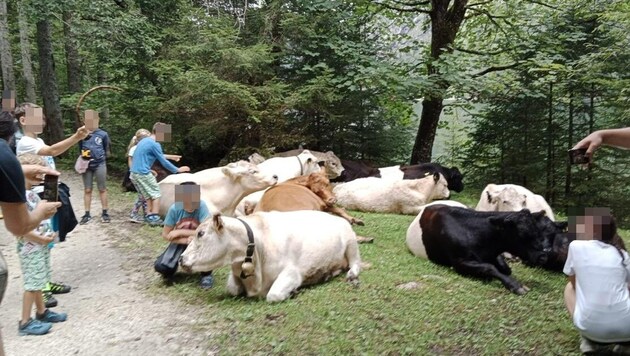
[[85, 110, 99, 131], [570, 208, 610, 241], [175, 184, 200, 212], [22, 107, 45, 134], [2, 90, 15, 112], [154, 123, 171, 142]]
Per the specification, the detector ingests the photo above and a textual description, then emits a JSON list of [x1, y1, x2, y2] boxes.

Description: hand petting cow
[[333, 172, 450, 215], [406, 204, 566, 295], [180, 211, 361, 302]]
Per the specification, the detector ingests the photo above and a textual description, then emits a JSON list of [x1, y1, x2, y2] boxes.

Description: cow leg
[[494, 255, 512, 276], [344, 240, 361, 282], [226, 273, 246, 297], [266, 268, 303, 302], [325, 206, 364, 226], [453, 260, 527, 295]]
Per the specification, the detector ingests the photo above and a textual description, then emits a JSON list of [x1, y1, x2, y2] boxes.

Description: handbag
[[74, 156, 89, 174], [154, 243, 187, 277]]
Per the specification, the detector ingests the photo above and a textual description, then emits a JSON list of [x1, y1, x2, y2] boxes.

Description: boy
[[130, 122, 189, 226], [15, 154, 67, 336], [160, 182, 214, 288]]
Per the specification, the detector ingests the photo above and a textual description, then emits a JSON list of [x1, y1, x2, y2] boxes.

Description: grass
[[109, 185, 630, 355]]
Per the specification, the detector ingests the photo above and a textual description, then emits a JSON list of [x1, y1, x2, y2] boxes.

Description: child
[[563, 207, 630, 353], [15, 154, 67, 336], [129, 122, 190, 226], [127, 129, 151, 223], [160, 182, 214, 288]]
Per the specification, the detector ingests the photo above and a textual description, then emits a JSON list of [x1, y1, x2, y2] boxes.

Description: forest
[[0, 0, 628, 224]]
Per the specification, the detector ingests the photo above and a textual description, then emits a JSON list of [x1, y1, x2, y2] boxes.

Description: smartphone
[[43, 175, 59, 202], [568, 148, 590, 165]]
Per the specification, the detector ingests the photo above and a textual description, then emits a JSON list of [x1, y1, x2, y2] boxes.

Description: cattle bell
[[241, 261, 255, 277]]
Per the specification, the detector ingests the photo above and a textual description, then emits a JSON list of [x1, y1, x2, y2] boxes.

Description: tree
[[17, 0, 36, 102], [0, 0, 15, 90], [36, 18, 64, 143]]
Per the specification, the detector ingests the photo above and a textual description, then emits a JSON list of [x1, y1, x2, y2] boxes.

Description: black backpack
[[154, 243, 187, 277]]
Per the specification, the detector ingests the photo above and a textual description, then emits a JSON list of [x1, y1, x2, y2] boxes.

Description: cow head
[[489, 210, 549, 266], [222, 161, 278, 192], [307, 172, 336, 206], [322, 151, 344, 179], [297, 150, 322, 176], [535, 218, 570, 271], [486, 187, 527, 212], [180, 214, 234, 273], [447, 167, 464, 192], [426, 172, 450, 200]]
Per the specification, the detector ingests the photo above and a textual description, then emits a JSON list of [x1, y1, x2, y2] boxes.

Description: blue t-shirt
[[79, 129, 109, 169], [130, 137, 178, 175], [164, 201, 210, 228]]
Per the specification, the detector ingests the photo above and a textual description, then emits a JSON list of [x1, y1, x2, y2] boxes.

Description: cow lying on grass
[[476, 184, 555, 221], [379, 163, 464, 193], [180, 211, 361, 302], [408, 205, 559, 295], [333, 173, 450, 215]]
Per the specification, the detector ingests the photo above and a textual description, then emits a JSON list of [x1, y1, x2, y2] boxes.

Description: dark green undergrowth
[[113, 186, 629, 355]]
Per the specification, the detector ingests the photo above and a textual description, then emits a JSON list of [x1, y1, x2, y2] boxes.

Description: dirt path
[[0, 173, 216, 356]]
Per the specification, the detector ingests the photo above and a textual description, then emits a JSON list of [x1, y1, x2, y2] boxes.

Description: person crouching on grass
[[15, 154, 67, 336], [161, 182, 214, 289], [563, 207, 630, 354]]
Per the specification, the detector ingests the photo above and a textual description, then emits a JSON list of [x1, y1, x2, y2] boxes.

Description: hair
[[0, 111, 16, 141], [180, 181, 197, 186], [13, 102, 41, 120], [152, 122, 166, 133], [17, 153, 45, 166], [599, 213, 627, 265], [126, 128, 151, 153]]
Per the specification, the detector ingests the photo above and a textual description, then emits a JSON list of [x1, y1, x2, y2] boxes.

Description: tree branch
[[454, 46, 513, 56], [374, 1, 431, 13], [390, 0, 430, 6], [522, 0, 559, 10], [472, 61, 524, 77], [467, 0, 493, 7]]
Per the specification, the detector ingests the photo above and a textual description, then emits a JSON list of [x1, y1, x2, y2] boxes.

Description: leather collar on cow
[[236, 218, 256, 279], [296, 155, 304, 175]]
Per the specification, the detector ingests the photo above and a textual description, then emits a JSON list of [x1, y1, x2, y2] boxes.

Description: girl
[[127, 129, 151, 223]]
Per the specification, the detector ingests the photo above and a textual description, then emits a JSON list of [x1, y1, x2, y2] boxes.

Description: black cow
[[121, 162, 172, 192], [416, 206, 556, 294], [400, 164, 464, 192], [331, 159, 381, 183]]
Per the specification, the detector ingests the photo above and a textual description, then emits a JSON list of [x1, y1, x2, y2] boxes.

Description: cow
[[408, 205, 558, 294], [236, 150, 323, 214], [122, 161, 171, 192], [476, 184, 555, 221], [333, 173, 450, 215], [180, 211, 361, 302], [283, 171, 337, 206], [274, 149, 344, 179], [255, 183, 364, 225], [378, 163, 464, 193], [158, 160, 278, 217], [247, 152, 266, 165], [406, 200, 469, 259], [330, 159, 381, 183]]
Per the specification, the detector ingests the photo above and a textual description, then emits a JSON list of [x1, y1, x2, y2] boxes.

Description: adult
[[77, 124, 111, 224], [563, 208, 630, 353], [573, 127, 630, 162], [130, 122, 190, 226], [0, 111, 61, 356]]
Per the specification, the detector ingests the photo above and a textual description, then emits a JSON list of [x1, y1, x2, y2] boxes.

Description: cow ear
[[221, 166, 235, 178], [556, 221, 569, 232], [522, 194, 528, 208], [212, 214, 224, 232], [433, 172, 440, 182], [301, 149, 312, 155], [317, 160, 325, 167]]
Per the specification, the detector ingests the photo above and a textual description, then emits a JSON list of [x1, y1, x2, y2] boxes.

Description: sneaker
[[18, 318, 52, 336], [36, 309, 68, 323], [44, 281, 71, 295], [199, 273, 214, 289], [43, 292, 58, 308], [613, 343, 630, 355], [580, 336, 610, 354], [128, 213, 145, 223], [79, 214, 92, 225], [101, 213, 111, 223], [145, 214, 164, 227]]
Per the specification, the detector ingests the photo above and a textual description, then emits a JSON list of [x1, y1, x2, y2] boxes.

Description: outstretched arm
[[37, 126, 90, 157], [573, 127, 630, 159]]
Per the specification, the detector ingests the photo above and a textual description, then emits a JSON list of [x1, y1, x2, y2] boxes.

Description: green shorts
[[130, 172, 161, 200], [17, 240, 51, 291]]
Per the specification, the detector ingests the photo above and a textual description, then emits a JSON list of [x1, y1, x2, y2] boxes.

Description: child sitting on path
[[15, 154, 67, 336], [160, 182, 214, 288]]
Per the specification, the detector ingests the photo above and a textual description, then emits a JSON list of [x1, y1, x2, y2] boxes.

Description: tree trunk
[[36, 19, 64, 144], [545, 83, 553, 202], [565, 93, 573, 198], [409, 0, 468, 164], [63, 11, 81, 93], [17, 1, 36, 102], [0, 0, 15, 90]]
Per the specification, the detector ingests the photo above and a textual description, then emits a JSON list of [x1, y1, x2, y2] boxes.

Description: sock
[[102, 209, 108, 215], [85, 211, 90, 216]]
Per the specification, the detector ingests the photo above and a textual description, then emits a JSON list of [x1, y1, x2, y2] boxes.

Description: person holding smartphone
[[572, 127, 630, 163]]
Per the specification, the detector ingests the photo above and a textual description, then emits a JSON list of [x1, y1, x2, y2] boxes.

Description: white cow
[[159, 160, 278, 217], [237, 150, 322, 215], [332, 173, 450, 215], [180, 210, 361, 302], [406, 200, 469, 258], [475, 184, 555, 221]]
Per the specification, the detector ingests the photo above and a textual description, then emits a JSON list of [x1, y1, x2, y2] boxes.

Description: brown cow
[[284, 171, 336, 206], [255, 183, 364, 226]]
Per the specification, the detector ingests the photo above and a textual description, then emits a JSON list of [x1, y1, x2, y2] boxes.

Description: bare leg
[[99, 189, 108, 210], [83, 189, 92, 212], [21, 291, 35, 325], [564, 282, 576, 319], [149, 198, 160, 215], [33, 291, 46, 315]]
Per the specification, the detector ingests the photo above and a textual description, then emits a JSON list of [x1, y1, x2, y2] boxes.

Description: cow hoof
[[514, 287, 529, 295], [347, 278, 360, 288], [356, 236, 374, 244], [352, 219, 365, 226]]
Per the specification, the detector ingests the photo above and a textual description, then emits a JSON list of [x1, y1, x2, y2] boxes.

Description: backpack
[[154, 217, 200, 277]]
